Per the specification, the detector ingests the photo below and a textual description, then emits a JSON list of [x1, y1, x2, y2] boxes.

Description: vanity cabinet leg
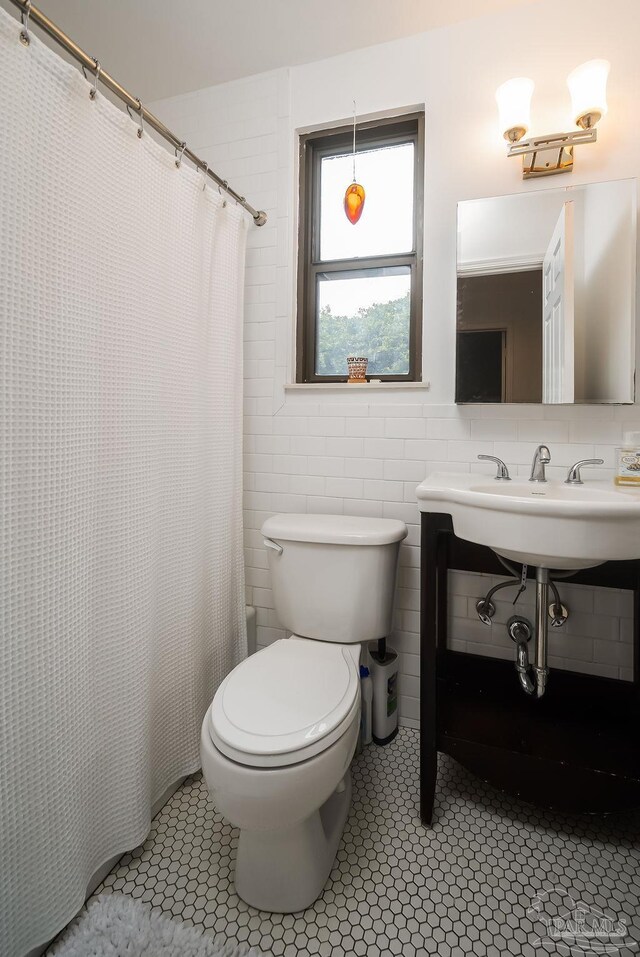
[[421, 514, 448, 826], [421, 749, 437, 824]]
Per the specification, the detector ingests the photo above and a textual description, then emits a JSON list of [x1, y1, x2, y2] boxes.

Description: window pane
[[320, 142, 414, 261], [316, 267, 411, 376]]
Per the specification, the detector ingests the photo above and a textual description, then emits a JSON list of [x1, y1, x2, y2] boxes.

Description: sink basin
[[416, 473, 640, 570]]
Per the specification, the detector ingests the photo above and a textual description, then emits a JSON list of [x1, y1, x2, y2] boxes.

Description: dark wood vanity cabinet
[[419, 512, 640, 825]]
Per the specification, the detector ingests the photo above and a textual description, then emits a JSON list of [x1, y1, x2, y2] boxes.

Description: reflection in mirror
[[455, 179, 636, 404]]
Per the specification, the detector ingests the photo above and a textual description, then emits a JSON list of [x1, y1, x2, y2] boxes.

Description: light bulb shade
[[567, 59, 610, 128], [495, 77, 534, 141]]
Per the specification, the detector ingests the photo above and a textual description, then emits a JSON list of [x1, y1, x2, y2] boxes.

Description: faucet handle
[[478, 454, 511, 480], [565, 458, 605, 485]]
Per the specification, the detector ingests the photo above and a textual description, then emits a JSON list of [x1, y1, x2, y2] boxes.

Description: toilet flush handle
[[263, 538, 283, 556]]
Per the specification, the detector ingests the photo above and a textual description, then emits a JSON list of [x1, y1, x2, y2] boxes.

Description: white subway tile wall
[[150, 69, 637, 732]]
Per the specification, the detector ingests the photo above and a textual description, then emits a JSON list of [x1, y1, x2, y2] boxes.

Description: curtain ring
[[127, 98, 144, 138], [136, 98, 145, 138], [202, 163, 208, 191], [89, 59, 101, 100], [19, 0, 32, 46], [175, 141, 186, 168]]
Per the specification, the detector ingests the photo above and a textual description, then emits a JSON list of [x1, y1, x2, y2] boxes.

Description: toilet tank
[[261, 514, 408, 643]]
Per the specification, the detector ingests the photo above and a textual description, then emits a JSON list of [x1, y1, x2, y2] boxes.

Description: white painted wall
[[150, 0, 640, 728]]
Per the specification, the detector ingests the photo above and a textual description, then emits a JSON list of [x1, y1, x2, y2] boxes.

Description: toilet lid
[[209, 637, 359, 766]]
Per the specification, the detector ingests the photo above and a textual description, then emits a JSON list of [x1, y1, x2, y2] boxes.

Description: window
[[297, 114, 424, 383]]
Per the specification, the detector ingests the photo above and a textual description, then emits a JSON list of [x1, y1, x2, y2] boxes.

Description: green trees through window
[[316, 291, 411, 376]]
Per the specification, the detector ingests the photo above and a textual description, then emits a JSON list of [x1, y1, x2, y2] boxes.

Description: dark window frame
[[296, 113, 424, 383]]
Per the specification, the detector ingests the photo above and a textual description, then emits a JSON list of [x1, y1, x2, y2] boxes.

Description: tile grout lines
[[67, 729, 640, 957]]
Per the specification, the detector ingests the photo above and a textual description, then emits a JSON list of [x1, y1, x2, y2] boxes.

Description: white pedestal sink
[[416, 473, 640, 570]]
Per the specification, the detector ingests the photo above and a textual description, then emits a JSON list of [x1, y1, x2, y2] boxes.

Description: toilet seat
[[209, 637, 360, 768]]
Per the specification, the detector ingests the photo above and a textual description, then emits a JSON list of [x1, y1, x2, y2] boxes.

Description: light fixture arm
[[507, 127, 597, 179]]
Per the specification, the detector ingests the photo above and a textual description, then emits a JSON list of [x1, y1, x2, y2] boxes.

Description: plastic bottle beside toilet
[[368, 642, 399, 745]]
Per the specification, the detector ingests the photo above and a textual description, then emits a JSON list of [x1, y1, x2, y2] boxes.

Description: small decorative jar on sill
[[346, 356, 368, 383]]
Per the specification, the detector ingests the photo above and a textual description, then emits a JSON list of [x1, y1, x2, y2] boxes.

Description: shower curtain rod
[[8, 0, 268, 226]]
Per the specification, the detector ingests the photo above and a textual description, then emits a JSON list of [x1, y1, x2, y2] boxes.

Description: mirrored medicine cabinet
[[455, 178, 637, 404]]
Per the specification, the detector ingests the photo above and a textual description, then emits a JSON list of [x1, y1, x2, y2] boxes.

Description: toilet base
[[235, 773, 352, 913]]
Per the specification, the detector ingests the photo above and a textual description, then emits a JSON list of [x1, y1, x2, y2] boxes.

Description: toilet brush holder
[[368, 640, 399, 745]]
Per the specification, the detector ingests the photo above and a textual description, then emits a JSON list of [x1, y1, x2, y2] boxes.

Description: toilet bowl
[[201, 638, 360, 912], [200, 513, 407, 913]]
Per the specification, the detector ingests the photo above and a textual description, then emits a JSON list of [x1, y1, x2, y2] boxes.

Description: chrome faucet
[[529, 445, 551, 483]]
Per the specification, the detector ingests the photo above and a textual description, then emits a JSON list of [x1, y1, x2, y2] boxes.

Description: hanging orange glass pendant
[[344, 182, 365, 224], [344, 100, 365, 225]]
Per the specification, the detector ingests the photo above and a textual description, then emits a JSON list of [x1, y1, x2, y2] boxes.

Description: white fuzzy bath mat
[[48, 893, 266, 957]]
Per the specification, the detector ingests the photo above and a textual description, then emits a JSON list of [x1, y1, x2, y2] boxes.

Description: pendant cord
[[352, 99, 356, 182]]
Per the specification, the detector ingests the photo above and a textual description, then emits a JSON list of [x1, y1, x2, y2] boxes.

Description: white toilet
[[200, 513, 407, 913]]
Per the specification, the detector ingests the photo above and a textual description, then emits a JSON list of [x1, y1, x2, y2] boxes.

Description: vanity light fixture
[[496, 59, 610, 178]]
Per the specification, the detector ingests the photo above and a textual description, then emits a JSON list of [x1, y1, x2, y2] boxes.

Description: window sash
[[297, 113, 424, 384], [314, 133, 418, 263], [313, 260, 416, 380]]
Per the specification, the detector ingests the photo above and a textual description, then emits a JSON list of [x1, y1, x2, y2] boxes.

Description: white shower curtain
[[0, 9, 248, 956]]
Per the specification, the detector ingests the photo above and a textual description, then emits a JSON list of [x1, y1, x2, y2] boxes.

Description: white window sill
[[285, 381, 430, 393]]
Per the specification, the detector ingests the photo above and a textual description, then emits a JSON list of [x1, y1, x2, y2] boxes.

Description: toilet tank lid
[[261, 513, 408, 546]]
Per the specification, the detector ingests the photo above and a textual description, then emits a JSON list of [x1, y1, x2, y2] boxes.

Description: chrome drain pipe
[[512, 566, 549, 698], [533, 567, 550, 697], [515, 642, 535, 695]]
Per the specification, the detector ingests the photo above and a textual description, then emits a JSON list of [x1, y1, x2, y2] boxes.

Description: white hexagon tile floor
[[88, 729, 640, 957]]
